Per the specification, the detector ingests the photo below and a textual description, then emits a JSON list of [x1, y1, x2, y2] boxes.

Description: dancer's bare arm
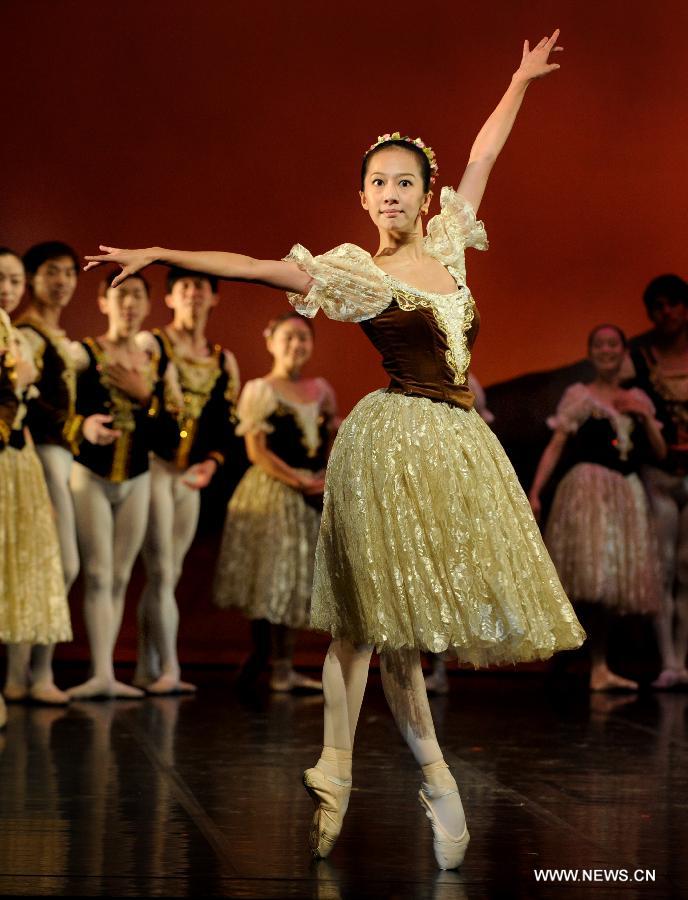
[[458, 29, 563, 213], [246, 431, 324, 493], [84, 246, 312, 293], [528, 427, 568, 520]]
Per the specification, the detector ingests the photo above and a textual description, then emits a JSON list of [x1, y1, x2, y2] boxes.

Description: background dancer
[[134, 267, 240, 695], [67, 271, 172, 699], [213, 311, 336, 692], [85, 30, 584, 869], [0, 250, 68, 720], [11, 243, 113, 704], [530, 324, 664, 691], [629, 275, 688, 689]]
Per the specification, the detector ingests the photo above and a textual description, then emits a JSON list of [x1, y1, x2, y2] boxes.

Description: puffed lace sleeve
[[0, 309, 11, 352], [284, 243, 392, 323], [424, 187, 488, 283], [235, 378, 278, 437], [546, 383, 594, 433]]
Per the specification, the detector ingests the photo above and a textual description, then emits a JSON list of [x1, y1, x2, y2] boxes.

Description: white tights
[[643, 466, 688, 675], [136, 457, 200, 688], [6, 445, 78, 697], [318, 640, 463, 834], [68, 463, 151, 698]]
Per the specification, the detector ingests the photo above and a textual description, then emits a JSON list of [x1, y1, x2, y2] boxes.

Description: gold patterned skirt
[[311, 391, 585, 665], [213, 465, 321, 628], [545, 463, 661, 614], [0, 445, 72, 644]]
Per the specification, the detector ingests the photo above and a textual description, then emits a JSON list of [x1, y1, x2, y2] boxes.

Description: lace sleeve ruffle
[[284, 243, 393, 323], [0, 309, 12, 352], [235, 378, 278, 437], [424, 187, 488, 282], [546, 383, 594, 433]]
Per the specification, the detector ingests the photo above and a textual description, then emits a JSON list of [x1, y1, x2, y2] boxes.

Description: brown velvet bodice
[[360, 298, 480, 410]]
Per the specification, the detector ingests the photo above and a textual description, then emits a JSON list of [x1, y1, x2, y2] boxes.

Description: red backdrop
[[2, 0, 686, 666]]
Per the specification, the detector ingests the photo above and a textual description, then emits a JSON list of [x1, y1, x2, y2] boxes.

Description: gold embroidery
[[85, 338, 158, 482], [389, 272, 474, 386], [18, 316, 78, 426]]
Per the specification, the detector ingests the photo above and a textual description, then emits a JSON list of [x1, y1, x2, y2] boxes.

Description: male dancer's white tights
[[5, 445, 79, 695], [135, 457, 200, 687], [69, 463, 150, 696], [318, 640, 464, 836]]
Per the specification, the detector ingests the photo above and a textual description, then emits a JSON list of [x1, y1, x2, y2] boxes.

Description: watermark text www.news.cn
[[533, 868, 656, 884]]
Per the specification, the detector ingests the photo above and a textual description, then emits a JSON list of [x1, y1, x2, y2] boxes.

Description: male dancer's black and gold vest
[[74, 338, 172, 483], [151, 328, 239, 470], [15, 316, 81, 452]]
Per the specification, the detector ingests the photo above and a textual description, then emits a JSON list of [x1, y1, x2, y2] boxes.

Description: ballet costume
[[134, 327, 240, 692], [283, 186, 585, 866]]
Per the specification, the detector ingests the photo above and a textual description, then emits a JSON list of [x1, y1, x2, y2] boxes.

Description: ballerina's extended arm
[[457, 29, 563, 213], [84, 247, 312, 293], [86, 29, 563, 287]]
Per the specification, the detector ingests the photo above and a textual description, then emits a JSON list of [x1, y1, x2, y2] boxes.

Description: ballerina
[[213, 310, 336, 692], [529, 324, 665, 691], [85, 30, 584, 868]]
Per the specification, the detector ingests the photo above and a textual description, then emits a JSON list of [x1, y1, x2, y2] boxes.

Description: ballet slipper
[[270, 669, 323, 693], [66, 676, 145, 700], [29, 682, 70, 706], [145, 675, 197, 696], [651, 668, 681, 690], [424, 670, 450, 695], [303, 766, 352, 859], [419, 764, 469, 870], [590, 667, 638, 693], [3, 683, 29, 702]]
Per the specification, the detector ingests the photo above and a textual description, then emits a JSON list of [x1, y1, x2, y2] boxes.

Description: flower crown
[[365, 132, 438, 183]]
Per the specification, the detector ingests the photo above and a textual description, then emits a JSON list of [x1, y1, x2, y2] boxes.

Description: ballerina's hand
[[182, 459, 217, 490], [514, 29, 563, 83], [83, 246, 156, 288]]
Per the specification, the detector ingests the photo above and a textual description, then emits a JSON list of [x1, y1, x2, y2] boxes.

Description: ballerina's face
[[267, 318, 313, 372], [98, 276, 150, 338], [0, 253, 25, 314], [588, 327, 626, 376], [359, 147, 432, 235], [165, 276, 218, 329]]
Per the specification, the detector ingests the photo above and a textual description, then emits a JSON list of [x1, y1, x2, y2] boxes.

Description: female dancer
[[213, 311, 336, 692], [67, 271, 173, 699], [0, 248, 71, 716], [134, 267, 240, 695], [629, 275, 688, 688], [529, 325, 665, 691], [86, 31, 584, 868]]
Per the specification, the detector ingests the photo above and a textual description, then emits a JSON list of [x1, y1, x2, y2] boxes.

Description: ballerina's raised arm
[[84, 30, 563, 290]]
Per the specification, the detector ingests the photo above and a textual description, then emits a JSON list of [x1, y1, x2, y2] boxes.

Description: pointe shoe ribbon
[[418, 773, 470, 870], [303, 767, 351, 859]]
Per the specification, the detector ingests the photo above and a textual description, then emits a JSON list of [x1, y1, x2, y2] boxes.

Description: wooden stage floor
[[0, 669, 686, 899]]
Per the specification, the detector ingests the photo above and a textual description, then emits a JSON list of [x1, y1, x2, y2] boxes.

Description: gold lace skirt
[[213, 465, 321, 628], [0, 445, 71, 644], [311, 391, 585, 665], [545, 463, 661, 614]]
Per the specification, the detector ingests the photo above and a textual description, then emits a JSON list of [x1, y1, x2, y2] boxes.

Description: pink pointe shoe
[[418, 769, 470, 870], [302, 766, 351, 859]]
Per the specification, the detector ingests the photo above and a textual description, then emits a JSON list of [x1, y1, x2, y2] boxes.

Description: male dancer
[[9, 242, 115, 703], [134, 267, 240, 694]]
